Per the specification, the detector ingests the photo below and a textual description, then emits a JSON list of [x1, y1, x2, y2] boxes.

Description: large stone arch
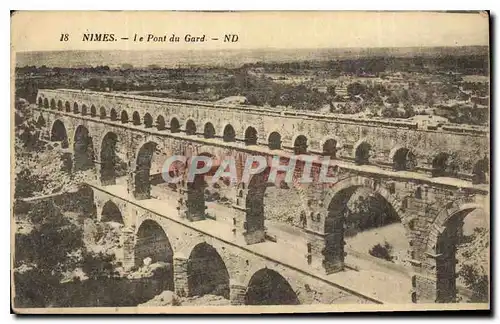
[[50, 119, 69, 149], [100, 131, 120, 186], [133, 140, 161, 199], [424, 198, 487, 303], [135, 219, 174, 290], [100, 200, 124, 224], [426, 198, 486, 252], [243, 170, 271, 244], [73, 125, 95, 171], [319, 175, 406, 273], [243, 268, 300, 305], [186, 242, 230, 299]]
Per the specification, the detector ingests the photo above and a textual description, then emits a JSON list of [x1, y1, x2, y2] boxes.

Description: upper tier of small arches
[[38, 96, 490, 184]]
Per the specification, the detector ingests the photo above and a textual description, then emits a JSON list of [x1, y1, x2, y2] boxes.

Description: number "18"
[[60, 34, 69, 42]]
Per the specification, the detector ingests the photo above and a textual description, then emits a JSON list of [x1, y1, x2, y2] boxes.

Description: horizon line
[[15, 44, 490, 55]]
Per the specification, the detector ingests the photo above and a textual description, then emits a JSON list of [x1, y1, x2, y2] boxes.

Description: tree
[[347, 82, 365, 97], [82, 252, 119, 281], [14, 168, 47, 199], [326, 85, 336, 97], [14, 201, 84, 307], [458, 264, 489, 302], [369, 241, 394, 262]]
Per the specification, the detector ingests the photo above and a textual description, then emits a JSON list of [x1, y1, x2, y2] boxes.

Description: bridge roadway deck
[[90, 180, 415, 304]]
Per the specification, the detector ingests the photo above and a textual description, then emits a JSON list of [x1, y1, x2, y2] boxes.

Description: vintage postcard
[[10, 11, 490, 314]]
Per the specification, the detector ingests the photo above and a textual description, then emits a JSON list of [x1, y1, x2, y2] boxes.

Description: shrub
[[369, 241, 394, 262]]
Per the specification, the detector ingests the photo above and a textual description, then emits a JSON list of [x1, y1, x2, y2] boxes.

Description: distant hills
[[15, 46, 489, 69]]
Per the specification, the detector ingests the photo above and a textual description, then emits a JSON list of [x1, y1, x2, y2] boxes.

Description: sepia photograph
[[10, 11, 490, 314]]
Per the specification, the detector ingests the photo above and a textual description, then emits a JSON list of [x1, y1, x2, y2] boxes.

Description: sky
[[11, 11, 489, 52]]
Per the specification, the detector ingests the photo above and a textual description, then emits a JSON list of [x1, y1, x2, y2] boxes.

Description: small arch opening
[[294, 135, 308, 155], [204, 122, 216, 139], [355, 141, 371, 165], [120, 111, 129, 123], [132, 111, 141, 125], [186, 120, 197, 135], [90, 105, 97, 117], [223, 124, 236, 142], [245, 127, 258, 145], [110, 109, 118, 121], [432, 152, 449, 177], [268, 132, 281, 150], [322, 139, 337, 158], [156, 115, 166, 130], [144, 113, 153, 128], [170, 118, 180, 133], [472, 156, 489, 184], [99, 107, 106, 119]]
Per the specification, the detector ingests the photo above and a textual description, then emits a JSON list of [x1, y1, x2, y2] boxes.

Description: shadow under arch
[[101, 200, 124, 224], [134, 219, 174, 290], [134, 141, 159, 199], [426, 202, 488, 303], [100, 132, 120, 186], [390, 146, 417, 171], [222, 124, 236, 142], [73, 125, 95, 171], [244, 268, 299, 305], [50, 119, 69, 149], [321, 176, 406, 273], [187, 242, 230, 299], [268, 131, 281, 150]]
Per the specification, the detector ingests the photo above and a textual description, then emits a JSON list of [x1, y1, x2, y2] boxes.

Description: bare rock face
[[138, 291, 179, 307], [143, 257, 152, 267], [178, 294, 231, 306]]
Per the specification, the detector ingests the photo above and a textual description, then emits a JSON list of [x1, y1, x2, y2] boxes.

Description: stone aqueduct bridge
[[33, 89, 489, 304]]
